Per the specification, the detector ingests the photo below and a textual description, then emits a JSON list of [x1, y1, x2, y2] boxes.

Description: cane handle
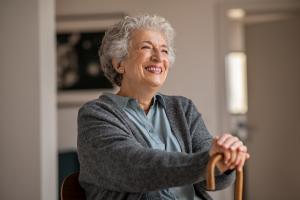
[[206, 153, 243, 200]]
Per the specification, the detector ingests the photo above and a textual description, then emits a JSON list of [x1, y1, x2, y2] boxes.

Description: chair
[[60, 172, 86, 200], [58, 151, 80, 193]]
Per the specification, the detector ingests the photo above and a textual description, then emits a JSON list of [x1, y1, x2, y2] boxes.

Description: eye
[[161, 49, 169, 54], [141, 45, 151, 49]]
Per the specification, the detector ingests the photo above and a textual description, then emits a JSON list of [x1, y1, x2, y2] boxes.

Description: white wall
[[0, 0, 57, 200]]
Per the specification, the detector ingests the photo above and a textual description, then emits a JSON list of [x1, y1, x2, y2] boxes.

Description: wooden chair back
[[60, 172, 86, 200]]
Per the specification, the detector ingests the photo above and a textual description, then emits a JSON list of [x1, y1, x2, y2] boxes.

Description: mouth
[[144, 65, 163, 74]]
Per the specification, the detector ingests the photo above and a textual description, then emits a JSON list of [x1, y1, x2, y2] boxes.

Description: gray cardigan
[[77, 94, 234, 200]]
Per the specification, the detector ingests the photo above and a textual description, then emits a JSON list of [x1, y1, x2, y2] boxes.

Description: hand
[[209, 134, 250, 172]]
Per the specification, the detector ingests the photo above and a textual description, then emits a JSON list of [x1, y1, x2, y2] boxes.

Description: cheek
[[133, 52, 148, 64], [123, 56, 141, 72], [164, 60, 170, 70]]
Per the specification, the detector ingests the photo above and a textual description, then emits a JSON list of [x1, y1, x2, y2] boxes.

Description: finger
[[238, 145, 247, 153], [240, 151, 250, 159], [246, 152, 250, 159], [209, 138, 220, 156], [238, 154, 247, 171], [223, 149, 231, 165], [222, 136, 239, 149], [229, 152, 244, 170], [229, 140, 243, 151], [228, 149, 237, 165], [217, 134, 232, 145], [234, 151, 243, 166]]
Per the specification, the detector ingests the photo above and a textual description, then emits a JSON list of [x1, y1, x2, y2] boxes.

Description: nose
[[151, 49, 162, 62]]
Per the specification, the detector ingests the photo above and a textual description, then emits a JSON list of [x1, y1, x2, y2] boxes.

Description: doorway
[[217, 1, 300, 200], [245, 10, 300, 199]]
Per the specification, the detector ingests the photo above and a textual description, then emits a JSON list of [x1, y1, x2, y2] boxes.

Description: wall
[[0, 0, 57, 199]]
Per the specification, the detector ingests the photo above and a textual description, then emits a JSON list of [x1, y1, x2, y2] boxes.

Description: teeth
[[145, 66, 162, 73]]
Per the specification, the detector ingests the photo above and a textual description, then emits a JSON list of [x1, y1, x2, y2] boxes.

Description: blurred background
[[1, 0, 299, 200]]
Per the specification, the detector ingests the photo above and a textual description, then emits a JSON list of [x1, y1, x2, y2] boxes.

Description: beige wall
[[0, 0, 57, 200]]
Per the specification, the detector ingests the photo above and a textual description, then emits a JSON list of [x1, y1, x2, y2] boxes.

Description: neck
[[117, 83, 158, 112]]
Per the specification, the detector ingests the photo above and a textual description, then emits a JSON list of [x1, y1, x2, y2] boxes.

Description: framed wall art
[[56, 13, 125, 107]]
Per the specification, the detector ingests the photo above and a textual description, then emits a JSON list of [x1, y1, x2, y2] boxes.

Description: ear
[[112, 58, 125, 74]]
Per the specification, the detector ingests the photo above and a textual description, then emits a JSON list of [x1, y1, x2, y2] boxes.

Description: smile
[[144, 66, 162, 74]]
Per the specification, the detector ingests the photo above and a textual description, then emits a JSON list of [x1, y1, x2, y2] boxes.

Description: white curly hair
[[99, 14, 176, 86]]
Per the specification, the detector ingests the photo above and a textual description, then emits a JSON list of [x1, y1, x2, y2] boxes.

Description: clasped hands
[[209, 134, 250, 173]]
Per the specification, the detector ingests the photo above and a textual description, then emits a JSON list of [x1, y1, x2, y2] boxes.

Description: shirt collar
[[155, 93, 166, 109], [104, 92, 166, 109]]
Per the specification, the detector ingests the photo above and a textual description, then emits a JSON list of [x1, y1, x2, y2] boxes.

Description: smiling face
[[114, 29, 170, 92]]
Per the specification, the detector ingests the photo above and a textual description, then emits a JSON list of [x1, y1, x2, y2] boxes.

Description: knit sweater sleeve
[[77, 100, 211, 193]]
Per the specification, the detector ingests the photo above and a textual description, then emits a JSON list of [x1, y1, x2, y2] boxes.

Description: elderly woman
[[77, 14, 249, 200]]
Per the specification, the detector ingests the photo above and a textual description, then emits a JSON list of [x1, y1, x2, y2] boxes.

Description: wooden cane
[[206, 153, 243, 200]]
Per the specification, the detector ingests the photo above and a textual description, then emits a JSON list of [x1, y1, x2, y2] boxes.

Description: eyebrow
[[141, 41, 168, 48]]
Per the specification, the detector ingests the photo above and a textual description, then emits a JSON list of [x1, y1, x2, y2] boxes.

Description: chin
[[143, 75, 167, 89], [147, 80, 165, 89]]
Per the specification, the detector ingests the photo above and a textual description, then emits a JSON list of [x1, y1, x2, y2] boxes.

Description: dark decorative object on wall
[[57, 31, 112, 90], [56, 13, 125, 106]]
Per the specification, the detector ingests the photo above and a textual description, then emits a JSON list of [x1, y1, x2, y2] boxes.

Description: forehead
[[130, 29, 167, 46]]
